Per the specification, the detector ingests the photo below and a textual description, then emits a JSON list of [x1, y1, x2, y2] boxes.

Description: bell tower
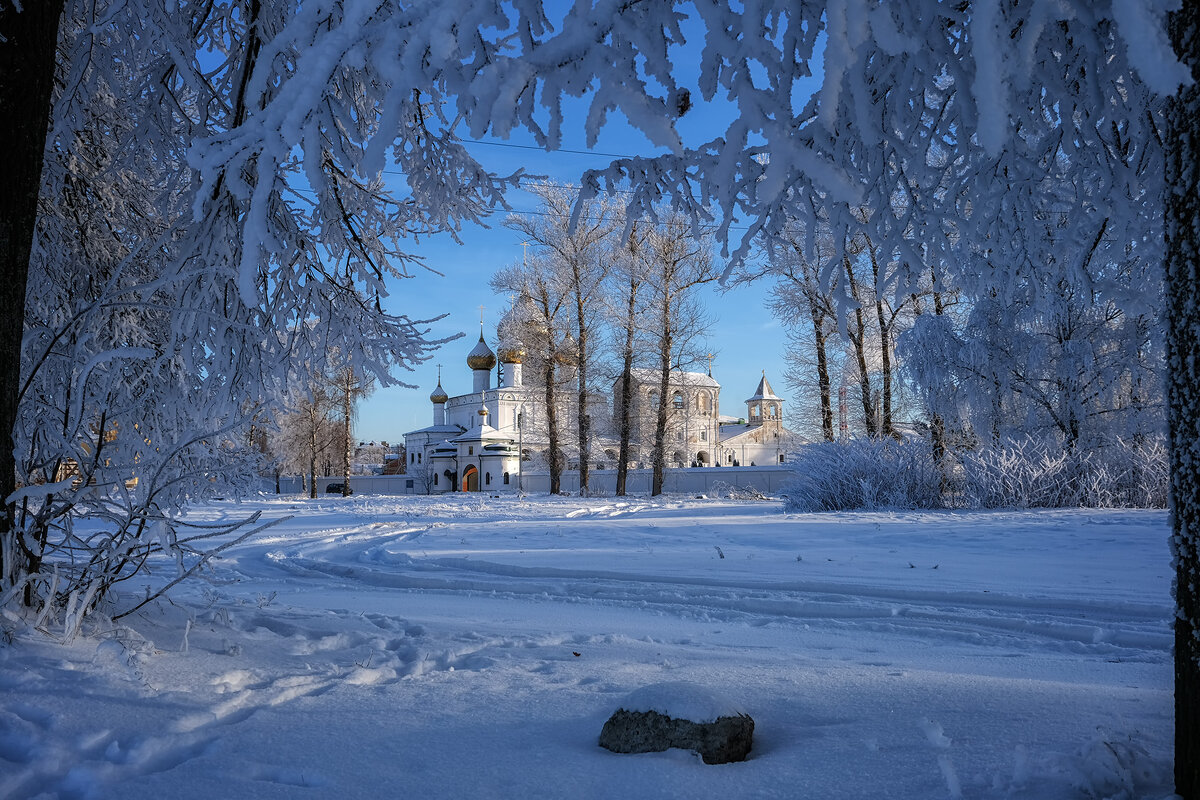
[[745, 372, 783, 431]]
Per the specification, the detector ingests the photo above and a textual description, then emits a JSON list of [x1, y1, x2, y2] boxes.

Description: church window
[[485, 472, 491, 485], [406, 479, 414, 489], [700, 430, 707, 441], [417, 452, 422, 464], [468, 446, 474, 455], [434, 473, 439, 486], [673, 392, 684, 409], [503, 472, 510, 484]]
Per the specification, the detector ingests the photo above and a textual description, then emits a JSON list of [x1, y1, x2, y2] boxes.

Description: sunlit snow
[[0, 494, 1173, 799]]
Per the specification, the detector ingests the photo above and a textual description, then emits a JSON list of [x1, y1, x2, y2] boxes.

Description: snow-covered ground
[[0, 495, 1175, 799]]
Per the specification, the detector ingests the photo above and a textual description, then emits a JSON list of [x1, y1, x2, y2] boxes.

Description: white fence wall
[[270, 465, 795, 497]]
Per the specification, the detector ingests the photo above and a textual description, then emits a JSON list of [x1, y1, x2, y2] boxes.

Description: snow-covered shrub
[[708, 481, 769, 501], [959, 436, 1167, 509], [783, 435, 1167, 512], [783, 439, 945, 512]]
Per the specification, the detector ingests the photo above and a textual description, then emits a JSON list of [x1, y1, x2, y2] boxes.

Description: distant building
[[403, 304, 796, 492], [717, 373, 790, 467]]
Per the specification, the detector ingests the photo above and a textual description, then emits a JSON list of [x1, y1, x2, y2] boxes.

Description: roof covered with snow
[[622, 368, 720, 390]]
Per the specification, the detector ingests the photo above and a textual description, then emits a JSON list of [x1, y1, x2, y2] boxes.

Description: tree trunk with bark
[[0, 0, 66, 598], [574, 290, 591, 495], [1168, 5, 1200, 796], [308, 404, 320, 499], [806, 280, 835, 442], [868, 244, 897, 438], [544, 358, 561, 494], [651, 296, 674, 496], [341, 372, 353, 497], [844, 256, 878, 438], [615, 275, 640, 496]]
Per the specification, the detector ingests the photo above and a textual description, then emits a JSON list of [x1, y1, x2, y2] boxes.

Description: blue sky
[[358, 140, 786, 443], [355, 11, 821, 444]]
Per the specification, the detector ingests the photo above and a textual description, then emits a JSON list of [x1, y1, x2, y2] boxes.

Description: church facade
[[403, 325, 796, 493]]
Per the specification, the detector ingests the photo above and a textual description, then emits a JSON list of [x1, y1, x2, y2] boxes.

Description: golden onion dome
[[466, 334, 496, 371], [429, 382, 449, 404], [497, 346, 526, 364], [554, 331, 578, 366]]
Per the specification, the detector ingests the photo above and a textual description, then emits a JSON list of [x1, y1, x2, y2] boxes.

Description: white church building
[[403, 317, 796, 493]]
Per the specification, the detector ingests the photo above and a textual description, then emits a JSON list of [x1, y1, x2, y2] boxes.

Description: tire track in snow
[[261, 550, 1171, 660]]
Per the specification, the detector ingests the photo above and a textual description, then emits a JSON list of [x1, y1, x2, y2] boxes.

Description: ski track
[[231, 502, 1171, 666], [262, 550, 1169, 660]]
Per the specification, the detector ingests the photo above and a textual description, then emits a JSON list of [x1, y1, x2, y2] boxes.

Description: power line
[[460, 138, 635, 160]]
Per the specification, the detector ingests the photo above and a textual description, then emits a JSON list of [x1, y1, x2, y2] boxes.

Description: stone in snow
[[598, 682, 754, 764]]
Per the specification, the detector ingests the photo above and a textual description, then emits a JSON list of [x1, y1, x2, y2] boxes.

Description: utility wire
[[460, 137, 636, 160]]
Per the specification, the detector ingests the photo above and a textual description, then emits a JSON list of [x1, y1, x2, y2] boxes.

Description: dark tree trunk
[[1168, 5, 1200, 796], [545, 358, 561, 494], [0, 0, 66, 598], [575, 298, 590, 496], [806, 285, 835, 442], [341, 372, 352, 497], [912, 280, 948, 489], [308, 408, 319, 499], [652, 340, 672, 496], [868, 245, 896, 438], [844, 256, 878, 438], [929, 284, 948, 476], [651, 298, 673, 497], [615, 277, 639, 496]]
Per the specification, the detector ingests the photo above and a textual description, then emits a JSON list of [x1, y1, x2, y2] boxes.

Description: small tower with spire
[[429, 364, 449, 426], [745, 371, 783, 431]]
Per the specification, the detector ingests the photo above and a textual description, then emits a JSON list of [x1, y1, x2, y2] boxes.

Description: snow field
[[0, 495, 1175, 799]]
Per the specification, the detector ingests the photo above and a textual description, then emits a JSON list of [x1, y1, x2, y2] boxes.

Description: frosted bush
[[784, 435, 1167, 512], [784, 439, 945, 512], [960, 436, 1168, 509]]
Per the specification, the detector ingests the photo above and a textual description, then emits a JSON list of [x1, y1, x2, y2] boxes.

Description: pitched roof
[[623, 368, 720, 390], [744, 373, 782, 404]]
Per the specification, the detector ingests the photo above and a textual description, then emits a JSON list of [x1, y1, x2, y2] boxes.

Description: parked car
[[325, 483, 352, 495]]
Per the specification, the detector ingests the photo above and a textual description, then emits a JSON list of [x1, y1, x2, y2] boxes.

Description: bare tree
[[331, 365, 374, 496], [491, 259, 571, 494], [744, 219, 839, 442], [506, 185, 614, 495], [610, 222, 650, 495], [641, 217, 720, 495]]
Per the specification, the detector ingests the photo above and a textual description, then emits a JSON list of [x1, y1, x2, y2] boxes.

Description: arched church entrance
[[696, 451, 710, 465], [462, 465, 479, 492]]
